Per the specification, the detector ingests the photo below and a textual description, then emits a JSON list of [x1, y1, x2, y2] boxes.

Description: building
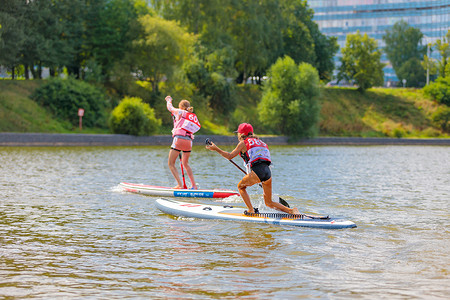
[[308, 0, 450, 85]]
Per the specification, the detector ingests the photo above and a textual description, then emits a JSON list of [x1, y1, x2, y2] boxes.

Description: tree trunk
[[30, 64, 37, 79], [11, 66, 15, 80], [24, 64, 30, 80], [37, 64, 43, 79]]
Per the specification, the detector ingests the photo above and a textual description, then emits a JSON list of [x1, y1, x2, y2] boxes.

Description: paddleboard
[[119, 182, 239, 198], [155, 198, 357, 229]]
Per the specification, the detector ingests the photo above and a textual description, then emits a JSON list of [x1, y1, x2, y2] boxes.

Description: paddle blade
[[279, 197, 290, 208]]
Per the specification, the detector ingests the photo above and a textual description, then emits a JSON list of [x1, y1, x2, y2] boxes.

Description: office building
[[309, 0, 450, 84]]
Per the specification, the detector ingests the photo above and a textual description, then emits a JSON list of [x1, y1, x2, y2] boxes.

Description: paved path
[[0, 133, 449, 146]]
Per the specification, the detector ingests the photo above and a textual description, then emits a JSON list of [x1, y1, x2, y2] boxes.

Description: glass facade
[[308, 0, 450, 84]]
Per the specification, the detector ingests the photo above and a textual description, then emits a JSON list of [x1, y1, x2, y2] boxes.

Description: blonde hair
[[179, 100, 193, 113], [238, 132, 258, 141]]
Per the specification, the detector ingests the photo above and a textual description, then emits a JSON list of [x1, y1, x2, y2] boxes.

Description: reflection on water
[[0, 146, 449, 299]]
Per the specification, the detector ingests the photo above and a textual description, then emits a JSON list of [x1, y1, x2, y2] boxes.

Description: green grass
[[318, 87, 448, 138], [0, 80, 448, 137], [0, 80, 108, 133]]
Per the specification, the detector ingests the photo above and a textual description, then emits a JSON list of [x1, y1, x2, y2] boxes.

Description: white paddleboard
[[155, 198, 357, 229], [119, 182, 239, 198]]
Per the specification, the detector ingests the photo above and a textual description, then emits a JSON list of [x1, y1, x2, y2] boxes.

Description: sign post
[[78, 108, 84, 131]]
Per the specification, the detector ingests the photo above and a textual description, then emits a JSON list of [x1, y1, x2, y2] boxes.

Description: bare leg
[[262, 178, 299, 214], [181, 151, 197, 189], [168, 149, 183, 188], [237, 171, 260, 213]]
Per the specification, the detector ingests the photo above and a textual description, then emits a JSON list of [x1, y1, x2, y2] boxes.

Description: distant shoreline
[[1, 133, 449, 146]]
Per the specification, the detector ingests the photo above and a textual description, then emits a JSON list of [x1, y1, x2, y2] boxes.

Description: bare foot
[[190, 185, 198, 190], [172, 185, 182, 189], [291, 207, 300, 215]]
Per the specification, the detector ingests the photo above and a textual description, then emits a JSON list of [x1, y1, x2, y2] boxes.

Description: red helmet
[[234, 123, 253, 135]]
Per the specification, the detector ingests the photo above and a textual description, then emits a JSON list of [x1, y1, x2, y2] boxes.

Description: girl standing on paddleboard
[[206, 123, 299, 214], [166, 96, 201, 189]]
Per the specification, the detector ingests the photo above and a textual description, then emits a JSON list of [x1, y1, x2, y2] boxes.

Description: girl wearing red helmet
[[206, 123, 299, 214]]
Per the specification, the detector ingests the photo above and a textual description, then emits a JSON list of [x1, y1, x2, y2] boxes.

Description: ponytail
[[179, 99, 193, 112]]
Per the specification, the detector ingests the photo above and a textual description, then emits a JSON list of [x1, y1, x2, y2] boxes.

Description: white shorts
[[171, 135, 192, 152]]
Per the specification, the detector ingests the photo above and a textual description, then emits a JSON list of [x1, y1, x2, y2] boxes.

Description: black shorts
[[251, 161, 271, 182]]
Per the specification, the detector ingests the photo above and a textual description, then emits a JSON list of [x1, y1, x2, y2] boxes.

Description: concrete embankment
[[0, 133, 449, 146]]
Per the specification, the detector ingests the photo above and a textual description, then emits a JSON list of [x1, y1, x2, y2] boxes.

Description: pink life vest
[[172, 110, 201, 137], [243, 137, 271, 166]]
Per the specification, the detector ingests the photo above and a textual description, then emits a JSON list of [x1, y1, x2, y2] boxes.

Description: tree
[[383, 20, 426, 87], [396, 58, 426, 87], [281, 0, 339, 82], [154, 0, 337, 85], [185, 47, 237, 115], [131, 14, 196, 94], [383, 20, 426, 70], [258, 56, 320, 138], [338, 31, 384, 91], [0, 0, 26, 79], [84, 0, 144, 81], [435, 30, 450, 77]]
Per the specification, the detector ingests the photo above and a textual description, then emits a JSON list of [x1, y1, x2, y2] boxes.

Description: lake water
[[0, 145, 449, 299]]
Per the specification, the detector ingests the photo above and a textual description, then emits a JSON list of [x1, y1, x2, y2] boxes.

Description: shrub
[[109, 97, 161, 136], [424, 76, 450, 106], [32, 78, 108, 128], [431, 106, 450, 132]]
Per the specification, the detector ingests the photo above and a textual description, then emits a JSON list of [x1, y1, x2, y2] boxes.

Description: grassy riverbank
[[0, 80, 448, 137], [318, 87, 448, 138]]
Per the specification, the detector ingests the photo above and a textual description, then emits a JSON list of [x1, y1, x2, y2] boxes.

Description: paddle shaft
[[179, 152, 187, 189]]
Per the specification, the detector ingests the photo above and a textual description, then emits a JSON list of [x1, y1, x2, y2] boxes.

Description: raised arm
[[206, 140, 246, 160], [165, 95, 177, 114]]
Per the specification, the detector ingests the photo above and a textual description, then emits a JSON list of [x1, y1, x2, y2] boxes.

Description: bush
[[431, 106, 450, 132], [424, 76, 450, 106], [32, 78, 108, 128], [109, 97, 161, 136]]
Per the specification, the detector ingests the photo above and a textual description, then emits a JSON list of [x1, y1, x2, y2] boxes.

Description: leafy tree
[[0, 0, 26, 79], [435, 30, 450, 77], [258, 56, 320, 138], [338, 31, 384, 91], [131, 14, 196, 95], [396, 58, 426, 87], [280, 0, 315, 66], [383, 21, 426, 69], [185, 47, 237, 115], [109, 96, 161, 136], [310, 26, 339, 82], [154, 0, 337, 85], [421, 47, 438, 82], [421, 30, 450, 83], [84, 0, 143, 81], [383, 20, 426, 87], [281, 0, 339, 82]]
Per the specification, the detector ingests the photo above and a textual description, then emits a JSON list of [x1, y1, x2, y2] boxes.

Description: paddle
[[179, 152, 188, 189], [205, 138, 290, 208]]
